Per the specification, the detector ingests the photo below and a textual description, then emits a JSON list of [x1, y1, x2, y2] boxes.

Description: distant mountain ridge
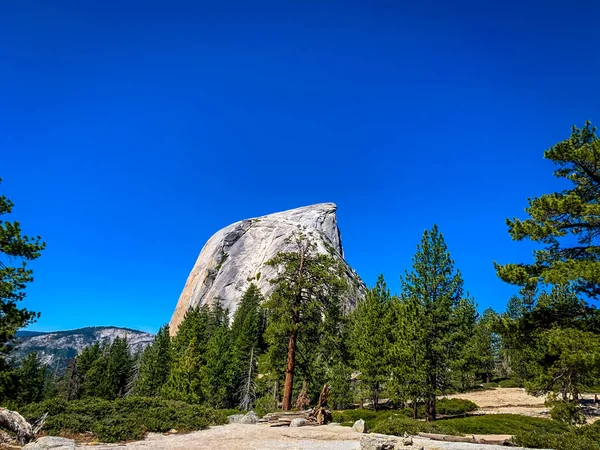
[[13, 326, 155, 373]]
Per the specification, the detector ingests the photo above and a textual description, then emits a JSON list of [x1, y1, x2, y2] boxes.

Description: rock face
[[14, 327, 154, 373], [169, 203, 365, 334]]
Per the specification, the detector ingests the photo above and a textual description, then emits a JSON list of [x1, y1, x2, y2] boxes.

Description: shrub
[[254, 396, 277, 418], [371, 415, 456, 436], [550, 402, 586, 425], [434, 398, 478, 417], [436, 414, 568, 436], [20, 397, 230, 443], [514, 423, 600, 450], [497, 378, 523, 388]]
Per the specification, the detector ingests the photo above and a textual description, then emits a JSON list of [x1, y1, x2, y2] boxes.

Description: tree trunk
[[425, 393, 436, 422], [373, 384, 379, 411], [412, 399, 418, 419], [282, 328, 297, 411]]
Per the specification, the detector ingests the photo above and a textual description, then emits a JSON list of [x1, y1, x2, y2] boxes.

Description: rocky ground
[[79, 423, 543, 450]]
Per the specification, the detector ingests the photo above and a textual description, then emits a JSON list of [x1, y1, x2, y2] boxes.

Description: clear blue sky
[[2, 1, 599, 333]]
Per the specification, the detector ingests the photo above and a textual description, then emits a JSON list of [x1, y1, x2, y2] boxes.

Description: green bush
[[254, 396, 278, 418], [20, 397, 231, 443], [514, 422, 600, 450], [433, 398, 478, 417], [371, 415, 456, 436], [331, 399, 477, 430], [550, 402, 586, 425], [436, 414, 568, 435], [497, 378, 523, 388]]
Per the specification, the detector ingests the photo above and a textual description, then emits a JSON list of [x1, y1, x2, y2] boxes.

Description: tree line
[[1, 123, 600, 423]]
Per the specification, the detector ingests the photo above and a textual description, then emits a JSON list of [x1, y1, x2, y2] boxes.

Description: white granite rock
[[352, 419, 368, 433], [23, 436, 76, 450], [170, 203, 365, 333], [239, 411, 260, 424], [289, 418, 307, 427]]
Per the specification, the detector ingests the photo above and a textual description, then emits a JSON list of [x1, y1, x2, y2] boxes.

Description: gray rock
[[360, 434, 397, 450], [169, 203, 366, 333], [289, 418, 307, 427], [352, 419, 368, 433], [228, 414, 245, 424], [239, 411, 260, 424], [23, 436, 76, 450]]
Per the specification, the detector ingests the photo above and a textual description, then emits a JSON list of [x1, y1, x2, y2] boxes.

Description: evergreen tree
[[135, 325, 172, 397], [161, 337, 203, 403], [527, 327, 600, 400], [496, 284, 600, 394], [15, 352, 47, 404], [201, 324, 232, 408], [496, 122, 600, 298], [451, 306, 498, 390], [264, 231, 347, 410], [398, 225, 469, 421], [230, 283, 264, 409], [388, 293, 426, 416], [349, 275, 391, 410], [105, 337, 133, 398], [0, 178, 45, 400], [161, 304, 226, 404]]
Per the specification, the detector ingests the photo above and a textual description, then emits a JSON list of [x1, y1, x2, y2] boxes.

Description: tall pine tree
[[399, 225, 469, 421], [230, 283, 264, 410], [135, 325, 172, 397], [350, 275, 391, 410], [0, 178, 45, 401], [264, 231, 347, 410]]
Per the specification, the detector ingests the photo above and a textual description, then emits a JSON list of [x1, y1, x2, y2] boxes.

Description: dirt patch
[[446, 387, 600, 423]]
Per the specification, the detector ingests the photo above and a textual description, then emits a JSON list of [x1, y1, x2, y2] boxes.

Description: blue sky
[[2, 1, 599, 333]]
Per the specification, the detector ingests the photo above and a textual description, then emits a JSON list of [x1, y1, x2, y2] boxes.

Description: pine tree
[[15, 352, 47, 404], [230, 284, 264, 409], [201, 324, 232, 408], [105, 337, 133, 399], [388, 294, 426, 416], [264, 231, 347, 411], [349, 275, 391, 410], [161, 337, 203, 403], [496, 122, 600, 298], [399, 225, 468, 421], [161, 304, 225, 404], [0, 178, 45, 400], [135, 325, 172, 397]]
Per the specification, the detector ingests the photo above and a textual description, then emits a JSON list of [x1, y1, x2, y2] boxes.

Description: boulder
[[289, 418, 307, 427], [360, 434, 397, 450], [239, 411, 260, 424], [23, 437, 76, 450], [228, 414, 245, 424], [169, 203, 365, 334], [352, 419, 368, 433]]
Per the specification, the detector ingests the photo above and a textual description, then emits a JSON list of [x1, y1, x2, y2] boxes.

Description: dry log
[[0, 408, 34, 445], [307, 384, 332, 425], [417, 432, 511, 445]]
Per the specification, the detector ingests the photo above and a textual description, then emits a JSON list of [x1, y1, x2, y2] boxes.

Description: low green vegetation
[[513, 422, 600, 450], [20, 397, 234, 443], [332, 399, 477, 430], [438, 414, 568, 435]]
